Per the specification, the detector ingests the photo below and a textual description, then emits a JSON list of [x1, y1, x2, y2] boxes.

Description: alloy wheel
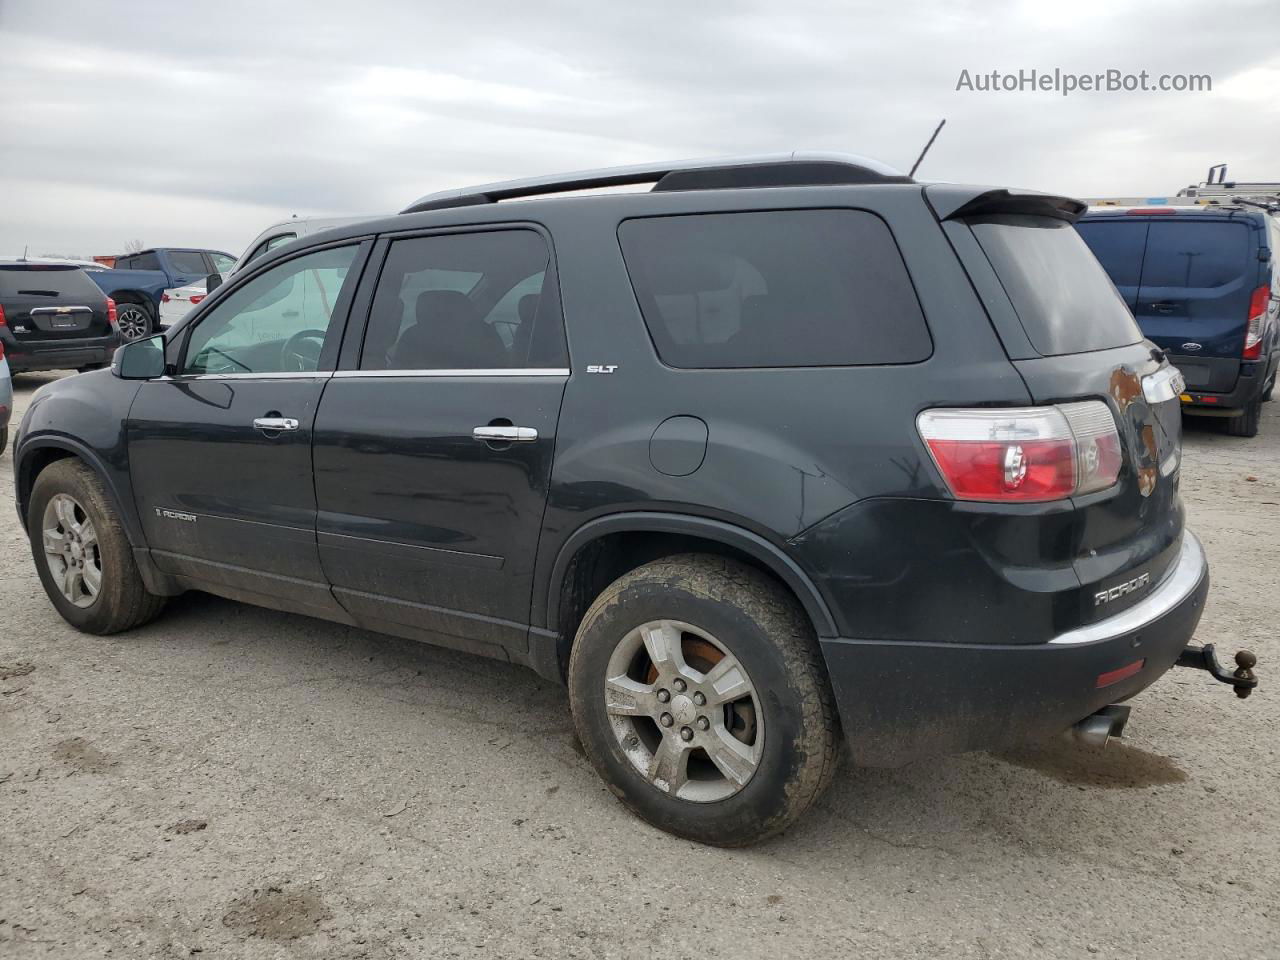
[[42, 494, 102, 608], [603, 619, 764, 802], [116, 305, 150, 341]]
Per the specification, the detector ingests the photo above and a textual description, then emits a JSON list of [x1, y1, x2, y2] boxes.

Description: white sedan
[[158, 283, 209, 329]]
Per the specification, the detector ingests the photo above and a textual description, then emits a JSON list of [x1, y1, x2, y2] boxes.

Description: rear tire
[[1224, 397, 1262, 437], [1263, 376, 1275, 402], [28, 459, 165, 634], [0, 426, 8, 456], [568, 554, 839, 846], [115, 302, 153, 342]]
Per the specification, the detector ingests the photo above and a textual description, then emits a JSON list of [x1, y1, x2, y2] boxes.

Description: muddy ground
[[1, 370, 1276, 958]]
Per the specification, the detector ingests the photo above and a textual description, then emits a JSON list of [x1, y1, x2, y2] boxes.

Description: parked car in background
[[0, 344, 11, 454], [88, 248, 236, 340], [0, 260, 120, 374], [1077, 202, 1280, 437], [12, 154, 1246, 846], [224, 216, 380, 279]]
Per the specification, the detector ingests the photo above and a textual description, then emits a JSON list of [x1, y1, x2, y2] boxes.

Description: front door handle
[[253, 416, 299, 433], [472, 425, 538, 442]]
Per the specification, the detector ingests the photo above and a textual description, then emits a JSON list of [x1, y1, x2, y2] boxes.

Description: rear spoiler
[[925, 185, 1087, 224]]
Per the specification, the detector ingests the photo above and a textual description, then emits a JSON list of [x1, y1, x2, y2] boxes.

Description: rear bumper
[[821, 531, 1210, 767], [2, 333, 119, 373], [1178, 364, 1262, 412]]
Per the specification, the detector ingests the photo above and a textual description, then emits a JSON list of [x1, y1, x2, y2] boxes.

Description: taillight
[[190, 294, 205, 305], [0, 303, 6, 327], [106, 297, 118, 327], [161, 292, 171, 303], [1243, 285, 1268, 360], [917, 401, 1123, 503], [1124, 208, 1177, 216]]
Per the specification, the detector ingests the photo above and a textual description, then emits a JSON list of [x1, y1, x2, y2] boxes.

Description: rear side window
[[1074, 220, 1148, 288], [1140, 220, 1251, 289], [970, 215, 1142, 356], [618, 210, 930, 369], [360, 229, 564, 371], [0, 265, 104, 300], [167, 250, 210, 275], [131, 252, 161, 271]]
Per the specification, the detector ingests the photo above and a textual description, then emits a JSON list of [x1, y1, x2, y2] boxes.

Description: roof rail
[[400, 152, 912, 214]]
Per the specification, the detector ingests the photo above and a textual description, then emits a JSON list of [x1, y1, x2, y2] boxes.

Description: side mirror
[[206, 272, 223, 293], [112, 333, 167, 380]]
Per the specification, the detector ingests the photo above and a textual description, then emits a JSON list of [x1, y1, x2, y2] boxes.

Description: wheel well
[[17, 447, 77, 528], [109, 291, 154, 315], [552, 531, 810, 679]]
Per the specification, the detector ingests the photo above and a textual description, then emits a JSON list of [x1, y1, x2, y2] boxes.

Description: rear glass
[[618, 210, 931, 369], [1074, 220, 1148, 288], [0, 265, 104, 300], [970, 215, 1143, 356], [1140, 220, 1250, 289]]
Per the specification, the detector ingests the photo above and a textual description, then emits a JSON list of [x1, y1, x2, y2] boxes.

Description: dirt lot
[[1, 370, 1276, 959]]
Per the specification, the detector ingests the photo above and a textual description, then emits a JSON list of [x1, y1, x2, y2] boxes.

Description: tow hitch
[[1175, 643, 1259, 699]]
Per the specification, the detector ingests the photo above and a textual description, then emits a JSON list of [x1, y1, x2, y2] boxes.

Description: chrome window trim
[[157, 371, 330, 382], [332, 368, 570, 379], [1049, 531, 1206, 646]]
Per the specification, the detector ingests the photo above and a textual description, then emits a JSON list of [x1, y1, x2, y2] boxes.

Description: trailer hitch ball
[[1234, 650, 1258, 699]]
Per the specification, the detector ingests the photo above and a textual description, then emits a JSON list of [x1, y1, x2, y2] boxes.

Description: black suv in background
[[0, 261, 121, 374], [1076, 205, 1280, 436], [13, 154, 1241, 845]]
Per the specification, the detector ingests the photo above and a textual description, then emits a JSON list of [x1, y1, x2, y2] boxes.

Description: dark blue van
[[1077, 206, 1280, 436]]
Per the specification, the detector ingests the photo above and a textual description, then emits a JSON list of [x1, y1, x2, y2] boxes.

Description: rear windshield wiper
[[16, 289, 62, 296]]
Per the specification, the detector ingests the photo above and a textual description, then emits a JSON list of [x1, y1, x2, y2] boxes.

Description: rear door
[[1134, 216, 1258, 392], [1074, 217, 1148, 311], [311, 226, 568, 658], [959, 211, 1185, 624], [0, 265, 111, 342]]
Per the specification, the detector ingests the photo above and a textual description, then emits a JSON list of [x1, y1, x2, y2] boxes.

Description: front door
[[311, 227, 569, 657], [128, 242, 367, 618]]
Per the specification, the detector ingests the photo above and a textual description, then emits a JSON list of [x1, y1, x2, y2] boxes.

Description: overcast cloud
[[2, 0, 1277, 258]]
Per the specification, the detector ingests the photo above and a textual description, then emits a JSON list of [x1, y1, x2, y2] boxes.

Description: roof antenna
[[908, 119, 946, 179]]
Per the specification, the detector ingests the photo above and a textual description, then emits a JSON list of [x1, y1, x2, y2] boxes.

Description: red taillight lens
[[161, 292, 171, 303], [0, 303, 6, 327], [1243, 285, 1268, 360], [918, 402, 1123, 503], [1124, 208, 1177, 215], [189, 294, 205, 305], [106, 298, 118, 327], [1096, 659, 1145, 689]]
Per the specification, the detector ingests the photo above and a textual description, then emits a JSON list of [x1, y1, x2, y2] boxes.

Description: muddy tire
[[28, 458, 165, 634], [568, 554, 839, 846]]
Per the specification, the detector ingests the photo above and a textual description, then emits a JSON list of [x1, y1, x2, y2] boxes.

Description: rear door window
[[1075, 220, 1148, 290], [617, 209, 930, 368], [1140, 220, 1250, 288], [359, 230, 564, 370], [970, 215, 1143, 356], [167, 250, 211, 276]]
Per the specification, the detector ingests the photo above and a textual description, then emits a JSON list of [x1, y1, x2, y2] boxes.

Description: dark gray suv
[[12, 154, 1253, 846]]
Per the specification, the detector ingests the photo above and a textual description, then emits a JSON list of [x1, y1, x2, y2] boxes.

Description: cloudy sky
[[2, 0, 1277, 258]]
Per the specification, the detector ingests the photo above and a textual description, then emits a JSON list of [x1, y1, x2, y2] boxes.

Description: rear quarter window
[[970, 215, 1143, 356], [617, 209, 931, 369]]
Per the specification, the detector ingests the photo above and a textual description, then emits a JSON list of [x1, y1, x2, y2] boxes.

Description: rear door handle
[[472, 425, 538, 442], [253, 416, 299, 433], [1150, 301, 1178, 314]]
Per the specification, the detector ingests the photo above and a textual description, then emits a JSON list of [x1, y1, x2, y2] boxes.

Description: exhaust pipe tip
[[1070, 704, 1131, 748]]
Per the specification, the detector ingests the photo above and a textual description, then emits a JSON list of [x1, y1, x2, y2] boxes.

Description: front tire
[[568, 554, 839, 846], [28, 459, 165, 634]]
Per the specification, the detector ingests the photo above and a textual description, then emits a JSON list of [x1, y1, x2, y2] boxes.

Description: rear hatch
[[935, 190, 1186, 627], [0, 264, 113, 342], [1077, 212, 1264, 393]]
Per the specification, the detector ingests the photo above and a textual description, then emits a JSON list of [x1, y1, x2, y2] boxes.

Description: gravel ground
[[1, 371, 1276, 959]]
